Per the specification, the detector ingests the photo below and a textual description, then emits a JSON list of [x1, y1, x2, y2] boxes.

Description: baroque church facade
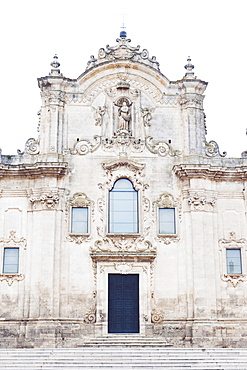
[[1, 31, 247, 348]]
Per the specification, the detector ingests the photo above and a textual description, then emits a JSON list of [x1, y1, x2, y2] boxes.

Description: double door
[[108, 274, 139, 333]]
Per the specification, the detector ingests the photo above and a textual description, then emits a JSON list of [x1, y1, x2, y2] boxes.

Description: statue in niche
[[114, 97, 132, 131]]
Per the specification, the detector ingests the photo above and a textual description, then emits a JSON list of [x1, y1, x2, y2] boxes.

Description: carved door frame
[[92, 257, 154, 336]]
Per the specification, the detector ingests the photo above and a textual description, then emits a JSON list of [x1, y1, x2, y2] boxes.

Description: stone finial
[[120, 21, 127, 38], [183, 56, 195, 79], [49, 54, 62, 76]]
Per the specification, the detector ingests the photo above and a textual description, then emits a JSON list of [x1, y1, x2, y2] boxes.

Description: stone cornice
[[0, 162, 68, 178], [91, 253, 156, 263], [173, 164, 247, 181], [102, 158, 145, 174]]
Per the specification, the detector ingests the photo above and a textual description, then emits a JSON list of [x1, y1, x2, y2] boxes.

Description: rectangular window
[[3, 248, 19, 274], [226, 249, 242, 274], [71, 207, 88, 234], [159, 208, 176, 234]]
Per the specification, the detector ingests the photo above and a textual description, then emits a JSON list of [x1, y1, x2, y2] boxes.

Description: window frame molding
[[68, 192, 94, 236], [0, 230, 26, 285], [107, 177, 140, 236], [153, 193, 179, 238], [219, 232, 247, 287]]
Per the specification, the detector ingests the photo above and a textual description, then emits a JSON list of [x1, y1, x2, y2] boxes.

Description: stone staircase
[[0, 337, 247, 369]]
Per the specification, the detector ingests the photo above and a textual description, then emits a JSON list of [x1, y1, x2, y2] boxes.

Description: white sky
[[0, 0, 246, 157]]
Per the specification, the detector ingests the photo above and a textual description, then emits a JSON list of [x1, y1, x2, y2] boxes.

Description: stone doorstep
[[2, 350, 247, 355], [1, 349, 247, 355], [0, 357, 247, 363], [1, 356, 247, 364], [1, 365, 247, 370]]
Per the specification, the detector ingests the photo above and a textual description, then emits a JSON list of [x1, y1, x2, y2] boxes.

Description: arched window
[[109, 178, 138, 234]]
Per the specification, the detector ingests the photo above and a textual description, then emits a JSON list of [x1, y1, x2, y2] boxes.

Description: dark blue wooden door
[[108, 274, 139, 333]]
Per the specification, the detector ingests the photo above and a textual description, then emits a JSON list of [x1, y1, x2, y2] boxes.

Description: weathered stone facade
[[1, 32, 247, 348]]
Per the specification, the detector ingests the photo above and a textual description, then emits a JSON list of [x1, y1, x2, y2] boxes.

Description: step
[[1, 347, 247, 370]]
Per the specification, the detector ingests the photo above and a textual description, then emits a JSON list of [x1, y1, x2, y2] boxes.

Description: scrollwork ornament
[[145, 137, 181, 157], [151, 309, 164, 323], [25, 138, 40, 155], [83, 311, 96, 324], [73, 136, 101, 155], [205, 140, 227, 157], [91, 236, 156, 254]]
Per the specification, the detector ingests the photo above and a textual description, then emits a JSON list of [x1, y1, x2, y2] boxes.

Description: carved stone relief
[[86, 34, 160, 71], [219, 232, 247, 251], [141, 107, 154, 127], [68, 192, 94, 209], [114, 262, 133, 274], [103, 158, 145, 176], [101, 131, 145, 156], [91, 235, 156, 255], [30, 192, 59, 209], [0, 230, 27, 250], [92, 106, 106, 126], [153, 193, 177, 210], [188, 192, 216, 211]]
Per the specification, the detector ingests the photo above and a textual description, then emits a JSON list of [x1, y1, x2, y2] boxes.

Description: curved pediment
[[77, 69, 166, 104]]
